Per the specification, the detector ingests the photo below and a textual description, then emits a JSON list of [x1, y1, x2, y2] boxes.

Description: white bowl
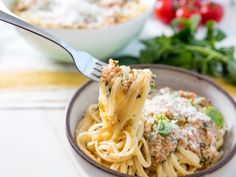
[[66, 65, 236, 177], [1, 0, 156, 63]]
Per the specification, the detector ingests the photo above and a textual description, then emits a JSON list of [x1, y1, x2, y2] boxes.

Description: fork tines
[[91, 60, 107, 80]]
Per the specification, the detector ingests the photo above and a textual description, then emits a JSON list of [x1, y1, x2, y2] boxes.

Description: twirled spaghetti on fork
[[76, 59, 153, 176]]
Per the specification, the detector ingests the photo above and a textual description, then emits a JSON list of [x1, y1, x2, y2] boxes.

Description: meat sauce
[[143, 88, 225, 169]]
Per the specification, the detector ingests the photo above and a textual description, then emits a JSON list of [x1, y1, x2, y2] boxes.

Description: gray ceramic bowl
[[66, 65, 236, 177]]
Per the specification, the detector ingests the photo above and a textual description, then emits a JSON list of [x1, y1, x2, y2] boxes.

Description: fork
[[0, 10, 107, 81]]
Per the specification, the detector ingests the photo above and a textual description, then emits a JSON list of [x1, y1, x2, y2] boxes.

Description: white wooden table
[[0, 1, 236, 177]]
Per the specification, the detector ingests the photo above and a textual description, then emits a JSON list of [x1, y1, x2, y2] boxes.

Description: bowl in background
[[1, 0, 156, 63], [66, 65, 236, 177]]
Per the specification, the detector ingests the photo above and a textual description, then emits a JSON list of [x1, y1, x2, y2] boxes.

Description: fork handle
[[0, 10, 74, 59]]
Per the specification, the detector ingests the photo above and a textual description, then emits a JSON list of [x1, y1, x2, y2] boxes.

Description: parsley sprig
[[116, 15, 236, 85]]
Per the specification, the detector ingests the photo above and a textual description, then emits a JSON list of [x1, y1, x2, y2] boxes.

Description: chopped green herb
[[156, 114, 172, 136], [150, 80, 156, 90], [203, 122, 208, 128], [205, 106, 224, 128]]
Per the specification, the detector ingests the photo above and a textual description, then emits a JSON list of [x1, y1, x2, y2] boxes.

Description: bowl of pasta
[[66, 61, 236, 177], [1, 0, 155, 63]]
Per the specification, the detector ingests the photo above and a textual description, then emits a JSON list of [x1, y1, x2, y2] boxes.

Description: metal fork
[[0, 10, 107, 81]]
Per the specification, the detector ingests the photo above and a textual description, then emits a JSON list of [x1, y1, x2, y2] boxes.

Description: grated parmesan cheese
[[14, 0, 149, 29]]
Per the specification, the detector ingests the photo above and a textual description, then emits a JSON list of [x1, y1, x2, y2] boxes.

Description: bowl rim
[[5, 0, 156, 32], [66, 64, 236, 177]]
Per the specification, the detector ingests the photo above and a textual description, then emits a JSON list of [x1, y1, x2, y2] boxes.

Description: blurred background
[[0, 1, 236, 176], [0, 0, 235, 108]]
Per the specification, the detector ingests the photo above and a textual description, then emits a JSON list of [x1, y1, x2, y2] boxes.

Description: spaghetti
[[76, 60, 153, 176], [75, 60, 225, 177]]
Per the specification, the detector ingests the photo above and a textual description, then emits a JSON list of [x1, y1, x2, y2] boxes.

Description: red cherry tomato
[[176, 6, 200, 19], [200, 2, 224, 24], [175, 6, 200, 29], [178, 0, 202, 8], [154, 0, 176, 24]]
